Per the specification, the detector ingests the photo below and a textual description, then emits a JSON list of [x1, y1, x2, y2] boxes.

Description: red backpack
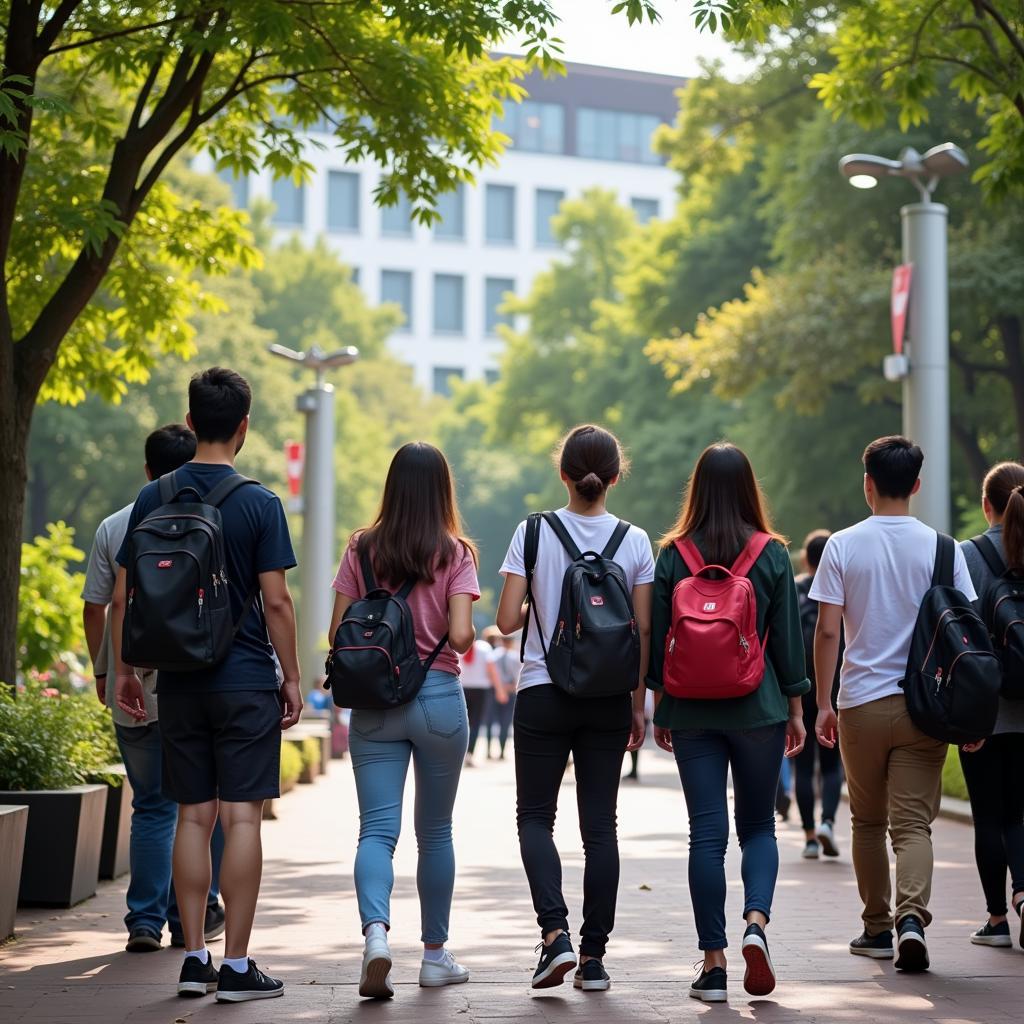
[[662, 533, 772, 700]]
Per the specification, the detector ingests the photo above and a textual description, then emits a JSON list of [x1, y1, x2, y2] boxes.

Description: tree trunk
[[27, 458, 50, 541], [0, 410, 29, 688], [998, 314, 1024, 453]]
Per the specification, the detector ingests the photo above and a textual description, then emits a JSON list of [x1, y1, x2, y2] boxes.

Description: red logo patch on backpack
[[590, 596, 605, 607], [157, 559, 173, 569], [662, 533, 772, 700]]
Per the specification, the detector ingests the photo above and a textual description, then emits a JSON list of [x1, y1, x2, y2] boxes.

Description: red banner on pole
[[285, 441, 304, 498], [891, 263, 913, 355]]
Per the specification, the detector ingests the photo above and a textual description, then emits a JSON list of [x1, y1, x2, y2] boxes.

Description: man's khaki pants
[[839, 694, 947, 934]]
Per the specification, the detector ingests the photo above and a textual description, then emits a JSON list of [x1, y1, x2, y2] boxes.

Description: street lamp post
[[268, 343, 359, 689], [838, 143, 969, 533]]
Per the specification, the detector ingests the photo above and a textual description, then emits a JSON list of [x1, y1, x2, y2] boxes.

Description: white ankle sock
[[221, 955, 249, 974], [184, 947, 209, 964], [365, 923, 387, 942], [423, 947, 446, 963]]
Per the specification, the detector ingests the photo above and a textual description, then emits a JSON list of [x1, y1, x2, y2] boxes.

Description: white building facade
[[214, 62, 684, 394]]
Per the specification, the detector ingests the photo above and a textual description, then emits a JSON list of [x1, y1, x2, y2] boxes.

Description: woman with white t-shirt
[[459, 638, 494, 767], [496, 424, 653, 994]]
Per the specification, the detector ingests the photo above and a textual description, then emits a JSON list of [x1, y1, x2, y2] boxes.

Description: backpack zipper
[[556, 620, 565, 645], [575, 613, 582, 640], [920, 607, 980, 669], [198, 588, 205, 621]]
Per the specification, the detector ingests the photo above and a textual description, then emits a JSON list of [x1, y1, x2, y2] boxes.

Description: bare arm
[[496, 573, 528, 636], [83, 602, 108, 702], [328, 591, 354, 649], [447, 593, 475, 654], [627, 582, 653, 750], [260, 569, 302, 729], [111, 567, 146, 721], [814, 602, 843, 748]]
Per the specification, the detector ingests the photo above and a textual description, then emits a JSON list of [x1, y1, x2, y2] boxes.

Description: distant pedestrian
[[330, 442, 479, 998], [486, 632, 520, 760], [959, 462, 1024, 950], [460, 636, 494, 767], [649, 442, 809, 1004], [794, 530, 843, 860], [497, 424, 652, 994], [811, 436, 975, 973]]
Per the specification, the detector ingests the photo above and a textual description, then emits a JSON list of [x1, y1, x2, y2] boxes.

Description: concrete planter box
[[0, 805, 28, 939], [0, 785, 106, 907], [99, 766, 133, 880]]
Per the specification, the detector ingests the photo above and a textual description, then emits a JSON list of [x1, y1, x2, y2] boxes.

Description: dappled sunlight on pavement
[[1, 740, 1020, 1022]]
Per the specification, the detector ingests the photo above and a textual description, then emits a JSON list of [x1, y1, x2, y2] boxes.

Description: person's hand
[[785, 713, 806, 758], [816, 707, 838, 749], [95, 675, 107, 704], [654, 725, 674, 754], [961, 738, 986, 754], [626, 708, 647, 751], [280, 679, 303, 729], [115, 672, 147, 722], [495, 688, 510, 705]]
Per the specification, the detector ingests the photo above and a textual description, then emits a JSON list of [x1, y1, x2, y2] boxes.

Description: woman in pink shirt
[[329, 443, 480, 999]]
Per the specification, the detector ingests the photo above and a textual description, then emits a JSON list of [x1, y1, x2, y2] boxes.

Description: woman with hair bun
[[495, 424, 654, 993], [959, 461, 1024, 951]]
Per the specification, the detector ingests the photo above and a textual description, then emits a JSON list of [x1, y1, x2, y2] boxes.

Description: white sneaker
[[816, 821, 840, 857], [418, 949, 470, 988], [359, 932, 394, 999]]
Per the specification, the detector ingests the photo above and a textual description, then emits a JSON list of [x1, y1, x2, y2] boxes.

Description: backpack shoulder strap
[[205, 473, 260, 509], [971, 534, 1006, 577], [396, 578, 416, 600], [540, 511, 584, 562], [423, 632, 450, 672], [674, 537, 705, 576], [158, 471, 177, 505], [730, 531, 773, 578], [359, 547, 378, 593], [600, 519, 631, 560], [520, 513, 545, 663], [932, 532, 955, 588]]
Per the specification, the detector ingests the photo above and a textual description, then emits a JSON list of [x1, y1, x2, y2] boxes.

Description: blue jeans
[[116, 723, 224, 936], [349, 671, 468, 944], [672, 723, 786, 951]]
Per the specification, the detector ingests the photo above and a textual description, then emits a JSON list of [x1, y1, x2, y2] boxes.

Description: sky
[[536, 0, 751, 79]]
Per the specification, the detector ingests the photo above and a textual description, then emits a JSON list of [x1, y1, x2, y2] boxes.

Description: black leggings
[[464, 688, 489, 756], [959, 733, 1024, 917], [514, 685, 632, 958], [794, 693, 842, 832]]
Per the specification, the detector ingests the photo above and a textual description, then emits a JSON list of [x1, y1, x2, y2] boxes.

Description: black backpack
[[901, 533, 1001, 744], [323, 549, 447, 710], [522, 511, 640, 698], [122, 471, 261, 672], [795, 575, 818, 680], [971, 533, 1024, 700]]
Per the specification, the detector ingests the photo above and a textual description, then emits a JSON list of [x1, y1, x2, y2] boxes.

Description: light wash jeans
[[115, 723, 224, 937], [349, 671, 468, 943]]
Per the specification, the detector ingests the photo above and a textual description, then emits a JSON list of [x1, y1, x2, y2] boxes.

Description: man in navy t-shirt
[[110, 367, 302, 1004]]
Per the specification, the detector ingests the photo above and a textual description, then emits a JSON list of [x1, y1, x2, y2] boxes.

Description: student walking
[[329, 442, 480, 999], [82, 425, 226, 953], [959, 462, 1024, 949], [811, 436, 976, 973], [794, 530, 843, 860], [496, 425, 653, 993], [111, 368, 302, 1003], [648, 442, 809, 1003], [486, 632, 520, 760], [460, 636, 494, 767]]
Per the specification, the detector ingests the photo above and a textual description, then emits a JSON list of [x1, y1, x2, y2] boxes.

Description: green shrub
[[280, 741, 302, 787], [942, 745, 968, 800], [0, 681, 120, 790], [301, 737, 320, 772]]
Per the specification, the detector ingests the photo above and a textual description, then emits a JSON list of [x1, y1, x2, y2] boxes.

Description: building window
[[381, 270, 413, 332], [432, 366, 465, 397], [631, 197, 660, 224], [270, 178, 304, 226], [381, 192, 413, 236], [434, 185, 465, 240], [485, 277, 515, 336], [350, 267, 360, 287], [217, 167, 249, 208], [535, 188, 564, 247], [501, 100, 565, 154], [577, 108, 662, 164], [484, 368, 500, 386], [327, 171, 360, 233], [485, 184, 516, 245], [433, 274, 464, 334]]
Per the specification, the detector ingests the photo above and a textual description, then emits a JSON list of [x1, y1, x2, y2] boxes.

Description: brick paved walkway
[[0, 742, 1018, 1023]]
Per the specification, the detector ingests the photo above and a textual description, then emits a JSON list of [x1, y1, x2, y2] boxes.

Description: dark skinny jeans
[[672, 722, 786, 951], [794, 691, 842, 832], [959, 733, 1024, 917], [514, 684, 632, 958]]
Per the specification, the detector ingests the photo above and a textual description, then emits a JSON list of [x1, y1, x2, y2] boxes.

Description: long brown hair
[[660, 442, 786, 564], [556, 424, 630, 502], [983, 461, 1024, 571], [356, 442, 478, 584]]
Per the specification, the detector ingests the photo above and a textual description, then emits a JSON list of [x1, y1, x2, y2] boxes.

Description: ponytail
[[556, 424, 629, 504], [982, 461, 1024, 572]]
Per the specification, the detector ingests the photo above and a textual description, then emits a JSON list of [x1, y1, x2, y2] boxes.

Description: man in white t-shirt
[[810, 436, 976, 973]]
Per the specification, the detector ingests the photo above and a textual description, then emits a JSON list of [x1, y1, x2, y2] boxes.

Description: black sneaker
[[895, 916, 929, 972], [171, 901, 227, 948], [531, 932, 577, 989], [689, 966, 727, 1003], [849, 929, 894, 959], [971, 920, 1011, 947], [177, 954, 219, 997], [1014, 896, 1024, 949], [573, 959, 610, 991], [125, 927, 161, 953], [741, 923, 776, 996], [215, 959, 285, 1002]]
